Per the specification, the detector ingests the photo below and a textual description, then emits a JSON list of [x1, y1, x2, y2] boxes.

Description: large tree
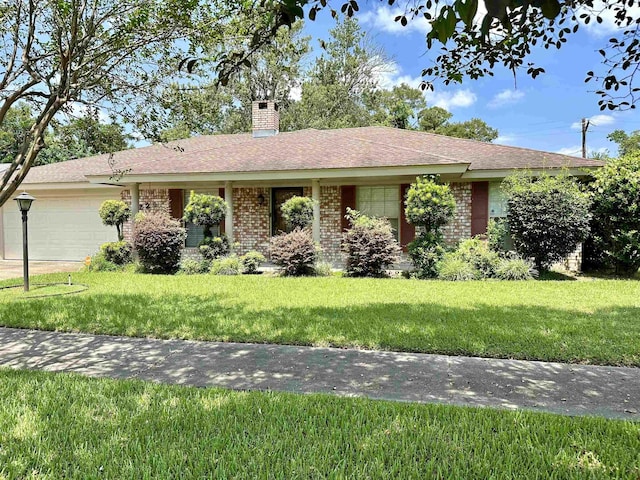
[[608, 129, 640, 157], [418, 106, 498, 142], [0, 0, 292, 207], [147, 22, 311, 140], [284, 18, 392, 130]]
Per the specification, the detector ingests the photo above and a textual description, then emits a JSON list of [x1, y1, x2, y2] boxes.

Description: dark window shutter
[[340, 185, 356, 232], [400, 184, 415, 251], [219, 188, 225, 234], [168, 189, 183, 220], [471, 181, 489, 236]]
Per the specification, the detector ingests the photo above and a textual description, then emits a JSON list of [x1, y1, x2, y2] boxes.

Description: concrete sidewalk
[[0, 326, 637, 420]]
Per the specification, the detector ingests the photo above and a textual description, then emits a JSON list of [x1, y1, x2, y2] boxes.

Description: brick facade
[[118, 182, 477, 265], [319, 186, 342, 262], [233, 187, 271, 255], [120, 188, 171, 242], [442, 182, 472, 245]]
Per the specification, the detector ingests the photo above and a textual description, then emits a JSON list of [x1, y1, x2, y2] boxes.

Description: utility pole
[[581, 117, 590, 158]]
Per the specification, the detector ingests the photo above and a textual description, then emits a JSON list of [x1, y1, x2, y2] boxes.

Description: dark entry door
[[272, 187, 303, 235]]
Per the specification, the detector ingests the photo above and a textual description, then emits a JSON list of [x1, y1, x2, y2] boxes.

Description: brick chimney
[[252, 100, 279, 138]]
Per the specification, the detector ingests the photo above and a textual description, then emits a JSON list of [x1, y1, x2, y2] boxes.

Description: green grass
[[1, 272, 639, 366], [0, 283, 86, 300], [0, 369, 638, 479]]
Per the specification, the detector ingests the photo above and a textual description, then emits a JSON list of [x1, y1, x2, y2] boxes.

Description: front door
[[272, 187, 303, 235]]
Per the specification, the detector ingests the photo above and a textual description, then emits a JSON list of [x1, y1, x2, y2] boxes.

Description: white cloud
[[488, 89, 525, 108], [570, 114, 615, 130], [495, 134, 516, 145], [425, 89, 477, 110], [579, 1, 640, 37], [556, 145, 582, 156], [360, 6, 431, 35]]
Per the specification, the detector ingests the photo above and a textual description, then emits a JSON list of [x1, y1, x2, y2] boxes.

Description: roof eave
[[86, 163, 472, 185]]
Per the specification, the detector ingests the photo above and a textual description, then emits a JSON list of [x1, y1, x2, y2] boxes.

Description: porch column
[[312, 178, 321, 243], [224, 181, 234, 243], [130, 183, 140, 216]]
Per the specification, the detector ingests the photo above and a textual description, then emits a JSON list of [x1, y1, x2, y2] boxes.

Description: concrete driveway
[[0, 260, 82, 281]]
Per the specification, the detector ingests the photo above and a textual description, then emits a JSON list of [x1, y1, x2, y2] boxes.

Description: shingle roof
[[23, 126, 602, 184]]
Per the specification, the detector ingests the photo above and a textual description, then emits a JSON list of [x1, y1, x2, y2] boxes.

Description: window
[[488, 182, 508, 218], [356, 186, 400, 238], [184, 190, 221, 248]]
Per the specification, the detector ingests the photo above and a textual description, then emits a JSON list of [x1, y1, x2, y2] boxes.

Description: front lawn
[[0, 369, 638, 478], [1, 272, 639, 366]]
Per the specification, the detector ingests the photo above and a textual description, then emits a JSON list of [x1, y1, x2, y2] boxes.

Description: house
[[0, 101, 602, 263]]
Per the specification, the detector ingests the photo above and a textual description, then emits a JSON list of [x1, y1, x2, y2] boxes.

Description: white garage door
[[3, 192, 120, 261]]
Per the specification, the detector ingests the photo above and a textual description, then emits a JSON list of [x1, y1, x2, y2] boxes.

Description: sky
[[299, 4, 640, 157]]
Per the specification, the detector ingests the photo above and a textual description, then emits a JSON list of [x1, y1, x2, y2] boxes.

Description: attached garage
[[2, 190, 121, 261]]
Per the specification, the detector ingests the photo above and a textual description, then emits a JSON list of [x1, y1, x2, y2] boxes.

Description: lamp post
[[14, 192, 35, 292]]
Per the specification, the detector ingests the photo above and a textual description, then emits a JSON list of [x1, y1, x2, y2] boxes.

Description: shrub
[[404, 176, 456, 278], [503, 172, 591, 272], [100, 240, 132, 265], [486, 218, 511, 254], [281, 196, 315, 230], [494, 256, 537, 281], [342, 209, 401, 277], [405, 175, 456, 231], [85, 252, 120, 272], [199, 235, 230, 261], [314, 260, 334, 277], [133, 212, 186, 274], [270, 228, 317, 276], [407, 232, 445, 279], [99, 200, 131, 241], [453, 238, 500, 278], [240, 251, 266, 274], [178, 258, 210, 275], [210, 255, 242, 275], [183, 192, 227, 238], [437, 254, 478, 281], [589, 153, 640, 275]]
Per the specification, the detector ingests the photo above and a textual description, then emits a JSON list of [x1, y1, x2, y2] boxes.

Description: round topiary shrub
[[133, 212, 186, 274], [405, 175, 456, 232], [281, 196, 315, 230], [405, 176, 456, 279], [99, 200, 131, 241], [342, 209, 401, 277], [183, 192, 227, 239], [270, 228, 317, 276]]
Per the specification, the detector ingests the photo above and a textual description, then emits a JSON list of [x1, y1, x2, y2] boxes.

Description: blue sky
[[300, 5, 640, 157]]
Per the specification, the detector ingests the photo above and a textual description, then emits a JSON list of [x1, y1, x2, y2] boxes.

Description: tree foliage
[[608, 129, 640, 157], [99, 200, 131, 241], [589, 153, 640, 275], [0, 0, 292, 208], [281, 195, 315, 230], [503, 172, 592, 271], [271, 0, 640, 111]]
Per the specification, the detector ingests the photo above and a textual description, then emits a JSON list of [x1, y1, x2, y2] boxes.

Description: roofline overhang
[[13, 182, 124, 191], [461, 166, 598, 180], [86, 164, 472, 185]]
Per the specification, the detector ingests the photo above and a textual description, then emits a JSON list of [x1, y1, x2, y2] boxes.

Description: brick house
[[0, 101, 602, 263]]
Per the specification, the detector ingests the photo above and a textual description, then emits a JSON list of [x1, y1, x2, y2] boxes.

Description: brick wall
[[251, 101, 279, 134], [319, 186, 342, 262], [442, 182, 472, 245], [233, 187, 271, 255], [120, 188, 171, 242]]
